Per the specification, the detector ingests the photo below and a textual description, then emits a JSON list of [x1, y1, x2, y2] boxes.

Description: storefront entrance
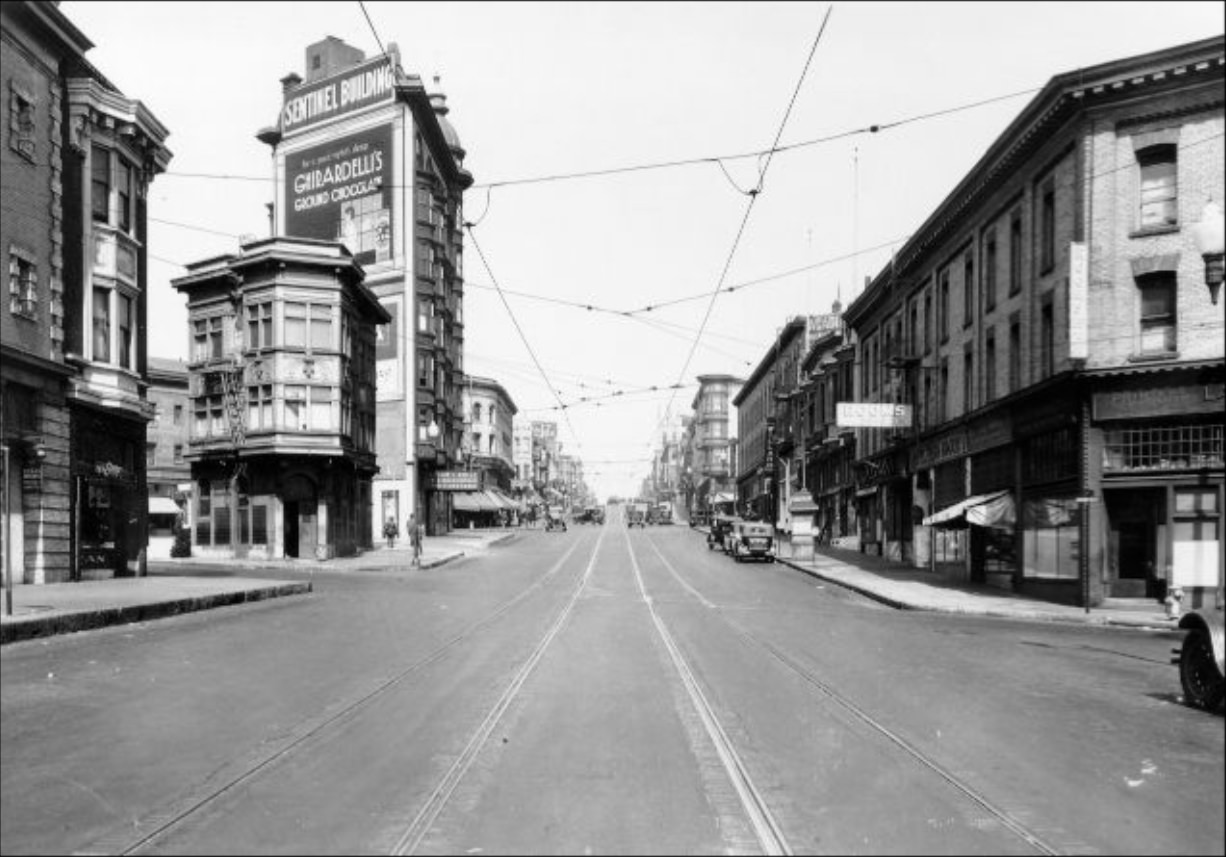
[[1105, 487, 1165, 599]]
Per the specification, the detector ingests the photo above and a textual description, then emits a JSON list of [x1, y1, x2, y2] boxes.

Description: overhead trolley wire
[[641, 3, 835, 454]]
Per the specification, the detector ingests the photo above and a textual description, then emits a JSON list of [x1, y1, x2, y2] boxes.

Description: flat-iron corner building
[[254, 37, 473, 544]]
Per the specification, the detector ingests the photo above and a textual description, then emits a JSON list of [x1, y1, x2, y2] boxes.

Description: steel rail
[[643, 534, 1062, 856], [390, 523, 609, 855], [624, 527, 793, 856], [76, 537, 589, 857]]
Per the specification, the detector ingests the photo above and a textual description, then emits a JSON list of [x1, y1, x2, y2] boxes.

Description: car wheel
[[1180, 628, 1225, 711]]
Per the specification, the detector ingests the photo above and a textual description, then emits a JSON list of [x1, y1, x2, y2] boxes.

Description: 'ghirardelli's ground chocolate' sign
[[281, 58, 395, 134], [284, 124, 393, 267]]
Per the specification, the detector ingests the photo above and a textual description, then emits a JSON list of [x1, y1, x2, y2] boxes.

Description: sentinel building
[[256, 37, 473, 538]]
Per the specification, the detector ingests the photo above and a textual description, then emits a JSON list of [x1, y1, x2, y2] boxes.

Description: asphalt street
[[2, 508, 1222, 855]]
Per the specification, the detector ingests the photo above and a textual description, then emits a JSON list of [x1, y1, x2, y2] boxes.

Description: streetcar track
[[390, 523, 609, 855], [643, 532, 1064, 856], [74, 537, 591, 857], [624, 527, 793, 857]]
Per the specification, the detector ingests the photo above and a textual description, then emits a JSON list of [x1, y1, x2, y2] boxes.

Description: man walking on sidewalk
[[408, 513, 424, 567]]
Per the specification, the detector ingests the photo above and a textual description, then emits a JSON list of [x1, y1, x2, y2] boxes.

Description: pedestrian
[[408, 513, 424, 567], [383, 516, 398, 549]]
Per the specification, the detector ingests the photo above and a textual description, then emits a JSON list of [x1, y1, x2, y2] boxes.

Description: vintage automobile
[[1173, 606, 1224, 712], [575, 506, 605, 525], [626, 503, 648, 528], [544, 506, 568, 532], [707, 514, 740, 551], [654, 502, 674, 525], [728, 520, 776, 563]]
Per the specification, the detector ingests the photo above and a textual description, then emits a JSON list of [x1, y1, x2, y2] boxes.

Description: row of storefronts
[[842, 367, 1223, 608]]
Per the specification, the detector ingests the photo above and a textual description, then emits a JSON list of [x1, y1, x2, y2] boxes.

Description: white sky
[[60, 1, 1224, 501]]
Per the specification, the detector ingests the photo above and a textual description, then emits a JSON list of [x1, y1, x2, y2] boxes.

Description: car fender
[[1179, 609, 1226, 675]]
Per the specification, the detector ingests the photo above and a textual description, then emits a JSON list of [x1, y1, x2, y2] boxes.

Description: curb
[[0, 581, 313, 645], [776, 558, 1180, 634]]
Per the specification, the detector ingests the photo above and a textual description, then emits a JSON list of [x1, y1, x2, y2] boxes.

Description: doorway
[[1105, 487, 1165, 599], [284, 501, 299, 558]]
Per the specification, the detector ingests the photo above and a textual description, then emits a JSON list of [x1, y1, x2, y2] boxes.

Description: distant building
[[689, 374, 743, 520], [172, 237, 388, 560], [146, 357, 191, 558], [2, 0, 171, 583]]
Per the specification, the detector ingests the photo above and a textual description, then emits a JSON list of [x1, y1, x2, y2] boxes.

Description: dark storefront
[[1089, 367, 1224, 608], [71, 405, 147, 579]]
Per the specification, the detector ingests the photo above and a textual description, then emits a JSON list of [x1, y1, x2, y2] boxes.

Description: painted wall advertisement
[[285, 124, 393, 267], [375, 296, 401, 401]]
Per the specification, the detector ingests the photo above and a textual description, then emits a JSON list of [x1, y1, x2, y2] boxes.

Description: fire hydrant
[[1164, 586, 1184, 620]]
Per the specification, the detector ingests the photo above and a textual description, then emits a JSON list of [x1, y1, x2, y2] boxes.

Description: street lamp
[[1192, 199, 1225, 305]]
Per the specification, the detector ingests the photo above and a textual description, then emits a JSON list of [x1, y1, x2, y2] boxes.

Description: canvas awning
[[923, 490, 1014, 530], [148, 496, 180, 516], [711, 492, 735, 504], [452, 492, 484, 513], [486, 490, 516, 510]]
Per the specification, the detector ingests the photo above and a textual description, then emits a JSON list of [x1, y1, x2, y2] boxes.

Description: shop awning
[[486, 490, 516, 510], [452, 492, 483, 513], [712, 492, 735, 504], [149, 496, 180, 516], [923, 490, 1014, 530]]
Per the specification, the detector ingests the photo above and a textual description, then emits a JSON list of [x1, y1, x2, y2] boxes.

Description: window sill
[[1127, 350, 1180, 363], [10, 307, 38, 322], [1129, 224, 1179, 239]]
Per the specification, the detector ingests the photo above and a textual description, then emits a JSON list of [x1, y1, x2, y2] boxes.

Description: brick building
[[843, 36, 1224, 607], [2, 0, 170, 583]]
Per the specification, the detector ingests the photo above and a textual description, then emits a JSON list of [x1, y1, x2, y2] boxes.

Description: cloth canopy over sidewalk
[[923, 490, 1015, 530]]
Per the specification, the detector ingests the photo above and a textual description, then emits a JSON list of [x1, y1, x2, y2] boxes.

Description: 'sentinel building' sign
[[284, 124, 393, 267], [281, 58, 395, 134]]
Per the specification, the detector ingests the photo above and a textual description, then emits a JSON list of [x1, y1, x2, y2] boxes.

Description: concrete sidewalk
[[781, 544, 1179, 631], [689, 525, 1181, 632], [0, 529, 520, 646]]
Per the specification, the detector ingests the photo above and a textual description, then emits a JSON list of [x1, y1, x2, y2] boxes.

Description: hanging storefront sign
[[432, 470, 481, 492], [1069, 241, 1088, 360], [837, 402, 912, 429], [284, 124, 394, 267]]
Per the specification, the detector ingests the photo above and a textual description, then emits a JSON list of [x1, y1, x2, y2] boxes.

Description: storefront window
[[1022, 497, 1080, 579], [1172, 487, 1221, 589]]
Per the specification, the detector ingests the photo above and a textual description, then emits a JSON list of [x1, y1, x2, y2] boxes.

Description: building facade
[[689, 374, 742, 521], [145, 356, 191, 558], [257, 37, 472, 538], [843, 36, 1224, 607], [2, 0, 171, 584], [798, 304, 857, 548], [172, 237, 388, 560]]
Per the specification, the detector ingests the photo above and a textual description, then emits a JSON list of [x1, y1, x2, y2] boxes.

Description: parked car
[[655, 502, 673, 525], [707, 514, 740, 552], [729, 520, 776, 563], [1173, 606, 1224, 712]]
